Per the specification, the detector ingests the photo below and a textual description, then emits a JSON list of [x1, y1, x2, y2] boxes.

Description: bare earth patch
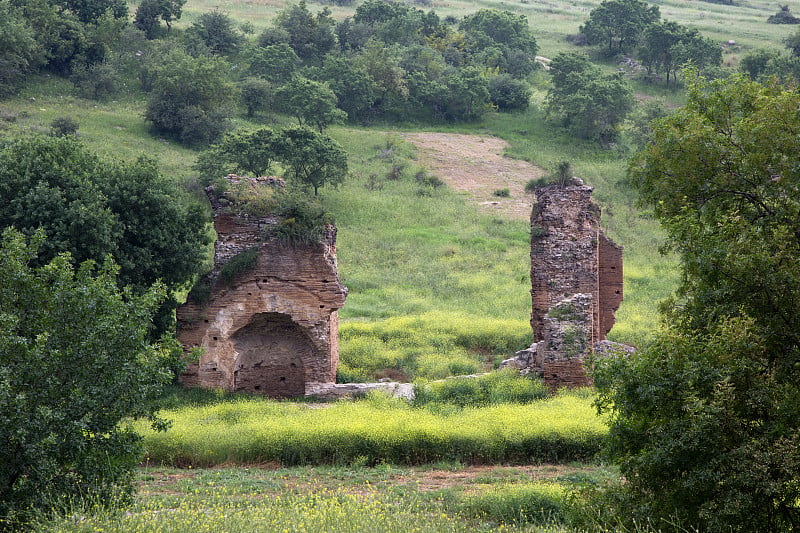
[[402, 133, 547, 221]]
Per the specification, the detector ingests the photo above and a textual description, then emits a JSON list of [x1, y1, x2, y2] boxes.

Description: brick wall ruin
[[177, 176, 347, 398], [505, 178, 623, 387]]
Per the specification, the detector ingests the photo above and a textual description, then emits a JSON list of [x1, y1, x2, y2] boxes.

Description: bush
[[50, 116, 79, 137], [269, 192, 333, 246], [493, 188, 510, 197], [218, 247, 260, 285], [488, 74, 531, 111], [457, 483, 566, 525], [0, 229, 172, 528]]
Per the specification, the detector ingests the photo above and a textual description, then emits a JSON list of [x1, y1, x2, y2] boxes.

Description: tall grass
[[138, 390, 606, 467]]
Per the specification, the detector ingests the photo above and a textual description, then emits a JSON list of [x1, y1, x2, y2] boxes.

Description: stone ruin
[[503, 178, 624, 387], [177, 175, 348, 398]]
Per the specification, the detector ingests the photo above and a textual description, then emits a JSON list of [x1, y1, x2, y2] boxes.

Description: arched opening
[[231, 313, 314, 398]]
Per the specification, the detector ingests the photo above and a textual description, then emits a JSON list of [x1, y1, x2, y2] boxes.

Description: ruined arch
[[232, 312, 316, 398]]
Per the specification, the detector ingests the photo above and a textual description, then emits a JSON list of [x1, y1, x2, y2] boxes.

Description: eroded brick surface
[[177, 177, 347, 398]]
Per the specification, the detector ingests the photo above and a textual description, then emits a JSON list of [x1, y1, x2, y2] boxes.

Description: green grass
[[137, 389, 606, 467], [33, 463, 605, 532]]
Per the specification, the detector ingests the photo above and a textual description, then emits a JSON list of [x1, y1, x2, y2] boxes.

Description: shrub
[[50, 116, 79, 137], [457, 483, 566, 525], [488, 74, 532, 111], [269, 192, 333, 246], [413, 369, 549, 408], [493, 188, 510, 197], [218, 247, 260, 285]]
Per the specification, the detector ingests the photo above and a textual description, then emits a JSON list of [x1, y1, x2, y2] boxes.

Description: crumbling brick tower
[[177, 176, 347, 398], [527, 179, 623, 387]]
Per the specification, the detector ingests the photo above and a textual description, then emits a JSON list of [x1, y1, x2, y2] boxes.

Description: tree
[[0, 1, 42, 96], [274, 77, 347, 132], [316, 55, 376, 120], [213, 127, 283, 177], [240, 77, 273, 117], [592, 74, 800, 532], [0, 228, 173, 528], [60, 0, 127, 24], [275, 0, 336, 63], [248, 43, 300, 82], [638, 21, 722, 85], [546, 53, 634, 143], [0, 136, 209, 334], [144, 48, 236, 145], [579, 0, 659, 54], [488, 73, 531, 111], [188, 10, 244, 55], [277, 125, 348, 195], [134, 0, 186, 38], [459, 9, 538, 78]]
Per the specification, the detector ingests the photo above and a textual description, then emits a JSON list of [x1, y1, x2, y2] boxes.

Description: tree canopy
[[579, 0, 659, 54], [0, 135, 210, 332], [592, 74, 800, 533], [0, 228, 173, 527]]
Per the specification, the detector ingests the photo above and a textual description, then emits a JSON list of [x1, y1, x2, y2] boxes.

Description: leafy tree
[[274, 77, 347, 132], [0, 228, 173, 528], [638, 21, 722, 84], [188, 10, 244, 55], [248, 43, 300, 82], [592, 74, 800, 533], [459, 9, 538, 78], [546, 53, 634, 143], [240, 77, 273, 117], [488, 73, 531, 111], [134, 0, 186, 38], [275, 0, 336, 63], [579, 0, 659, 54], [440, 66, 490, 121], [315, 55, 376, 120], [768, 4, 800, 23], [212, 127, 283, 177], [277, 125, 348, 195], [0, 0, 43, 95], [353, 39, 409, 116], [60, 0, 127, 24], [144, 48, 236, 145], [0, 136, 209, 333], [739, 48, 783, 79]]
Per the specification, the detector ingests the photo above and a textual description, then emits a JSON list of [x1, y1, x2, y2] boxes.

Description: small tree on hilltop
[[277, 125, 348, 195]]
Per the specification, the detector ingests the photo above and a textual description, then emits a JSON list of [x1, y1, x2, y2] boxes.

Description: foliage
[[413, 370, 549, 408], [269, 191, 333, 245], [638, 21, 722, 84], [488, 74, 531, 111], [247, 42, 299, 82], [0, 0, 43, 96], [239, 77, 272, 117], [143, 48, 236, 146], [0, 135, 209, 332], [546, 53, 634, 143], [49, 115, 79, 136], [767, 5, 799, 23], [579, 0, 659, 55], [277, 125, 348, 195], [459, 9, 538, 78], [137, 390, 605, 467], [134, 0, 186, 38], [457, 482, 566, 525], [0, 228, 172, 528], [275, 0, 336, 63], [624, 99, 670, 149], [313, 55, 376, 121], [213, 127, 283, 177], [273, 77, 347, 132], [595, 74, 800, 532], [187, 10, 244, 56], [218, 247, 260, 285]]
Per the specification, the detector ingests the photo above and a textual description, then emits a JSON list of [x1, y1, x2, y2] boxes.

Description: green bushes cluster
[[413, 369, 549, 408], [138, 390, 605, 467], [456, 483, 566, 525]]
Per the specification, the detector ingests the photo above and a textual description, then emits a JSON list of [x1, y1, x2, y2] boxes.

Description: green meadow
[[5, 0, 796, 528]]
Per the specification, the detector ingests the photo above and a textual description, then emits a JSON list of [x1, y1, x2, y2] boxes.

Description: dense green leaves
[[593, 75, 800, 532], [0, 136, 209, 331], [546, 53, 634, 143], [579, 0, 659, 54], [0, 228, 173, 528]]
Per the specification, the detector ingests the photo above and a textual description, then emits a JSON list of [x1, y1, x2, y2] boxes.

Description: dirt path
[[402, 133, 546, 221]]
